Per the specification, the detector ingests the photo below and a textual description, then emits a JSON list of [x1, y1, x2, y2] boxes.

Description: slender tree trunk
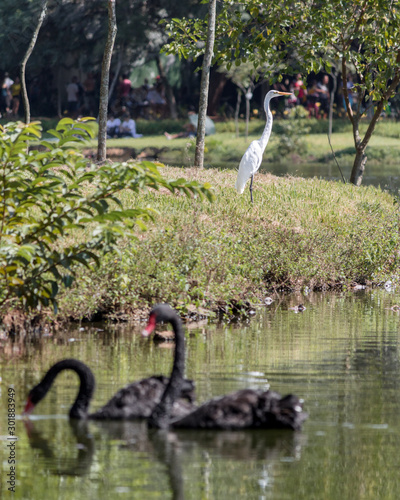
[[245, 89, 251, 142], [20, 0, 48, 123], [97, 0, 117, 163], [194, 0, 216, 168], [235, 89, 241, 138], [350, 148, 368, 185], [328, 70, 337, 140]]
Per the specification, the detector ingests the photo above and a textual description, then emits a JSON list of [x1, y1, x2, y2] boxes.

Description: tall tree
[[194, 0, 217, 168], [97, 0, 117, 163], [20, 0, 48, 123]]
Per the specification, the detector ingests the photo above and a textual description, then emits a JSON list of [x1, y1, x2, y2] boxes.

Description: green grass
[[57, 167, 400, 321]]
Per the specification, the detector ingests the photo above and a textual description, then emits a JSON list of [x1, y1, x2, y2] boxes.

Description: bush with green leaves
[[273, 116, 310, 161], [0, 119, 212, 311]]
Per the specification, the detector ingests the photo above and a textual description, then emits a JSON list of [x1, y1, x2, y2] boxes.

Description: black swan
[[143, 304, 308, 430], [23, 358, 196, 420]]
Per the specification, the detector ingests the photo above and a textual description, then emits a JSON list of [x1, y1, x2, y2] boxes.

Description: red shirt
[[120, 78, 131, 97]]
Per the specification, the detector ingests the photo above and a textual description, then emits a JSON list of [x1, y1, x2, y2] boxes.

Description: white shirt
[[120, 118, 142, 138], [66, 82, 79, 102], [106, 117, 121, 131], [4, 77, 13, 89]]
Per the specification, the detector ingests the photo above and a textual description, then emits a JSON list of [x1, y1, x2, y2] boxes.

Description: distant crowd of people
[[0, 69, 169, 121], [106, 111, 143, 139], [3, 68, 398, 126], [66, 72, 169, 121], [67, 72, 169, 139], [110, 74, 168, 119], [64, 72, 169, 121], [105, 74, 171, 139], [271, 73, 346, 119]]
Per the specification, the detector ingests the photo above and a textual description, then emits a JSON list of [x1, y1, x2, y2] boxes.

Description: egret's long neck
[[259, 96, 273, 151]]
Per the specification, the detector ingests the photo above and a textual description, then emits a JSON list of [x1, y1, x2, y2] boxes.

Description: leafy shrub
[[273, 117, 310, 160], [0, 119, 212, 311]]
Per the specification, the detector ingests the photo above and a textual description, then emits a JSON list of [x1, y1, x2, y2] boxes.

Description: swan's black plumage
[[91, 374, 195, 420], [24, 358, 196, 420], [144, 304, 307, 431], [141, 304, 188, 429], [171, 389, 306, 431]]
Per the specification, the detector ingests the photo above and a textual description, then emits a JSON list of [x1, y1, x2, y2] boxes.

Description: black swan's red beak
[[23, 396, 35, 416], [142, 313, 157, 337]]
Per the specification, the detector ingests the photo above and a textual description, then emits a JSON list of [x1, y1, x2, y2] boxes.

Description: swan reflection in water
[[23, 418, 95, 477], [24, 418, 306, 499]]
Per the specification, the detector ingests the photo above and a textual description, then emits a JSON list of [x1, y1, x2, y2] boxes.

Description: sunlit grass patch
[[58, 167, 400, 320]]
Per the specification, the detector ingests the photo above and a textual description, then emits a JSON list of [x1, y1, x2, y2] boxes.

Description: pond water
[[164, 154, 400, 194], [1, 289, 400, 499], [263, 161, 400, 194]]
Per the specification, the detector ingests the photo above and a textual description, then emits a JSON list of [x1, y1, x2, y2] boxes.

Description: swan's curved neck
[[148, 316, 185, 428], [38, 359, 95, 419], [259, 95, 273, 151]]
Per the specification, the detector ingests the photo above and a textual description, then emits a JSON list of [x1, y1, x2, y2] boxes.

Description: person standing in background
[[10, 76, 21, 117], [119, 74, 132, 106], [66, 76, 80, 118], [294, 73, 307, 106], [316, 75, 330, 119], [1, 73, 13, 116]]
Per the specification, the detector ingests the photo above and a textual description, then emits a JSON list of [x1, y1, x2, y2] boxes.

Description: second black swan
[[24, 358, 196, 420], [142, 304, 308, 430]]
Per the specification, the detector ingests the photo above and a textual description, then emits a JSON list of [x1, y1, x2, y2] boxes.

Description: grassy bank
[[57, 167, 400, 321]]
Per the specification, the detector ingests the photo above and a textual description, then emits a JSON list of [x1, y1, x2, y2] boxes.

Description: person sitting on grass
[[119, 112, 143, 138], [106, 114, 121, 138], [164, 111, 197, 140]]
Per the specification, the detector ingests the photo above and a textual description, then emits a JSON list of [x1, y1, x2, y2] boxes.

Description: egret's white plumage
[[235, 90, 292, 201]]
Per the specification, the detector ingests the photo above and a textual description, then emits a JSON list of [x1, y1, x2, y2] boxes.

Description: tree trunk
[[235, 89, 241, 138], [328, 70, 337, 140], [349, 99, 389, 185], [245, 89, 251, 142], [194, 0, 216, 168], [20, 0, 48, 124], [97, 0, 117, 163], [350, 148, 368, 186]]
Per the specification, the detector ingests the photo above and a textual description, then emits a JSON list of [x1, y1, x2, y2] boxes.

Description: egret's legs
[[249, 175, 254, 203]]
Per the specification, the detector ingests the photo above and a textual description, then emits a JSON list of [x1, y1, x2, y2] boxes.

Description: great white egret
[[235, 90, 292, 203]]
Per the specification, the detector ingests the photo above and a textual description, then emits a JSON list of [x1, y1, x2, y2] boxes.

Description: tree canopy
[[163, 0, 400, 185], [0, 0, 206, 80]]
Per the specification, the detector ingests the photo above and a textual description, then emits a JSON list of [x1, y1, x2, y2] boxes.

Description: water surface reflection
[[2, 289, 400, 499]]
